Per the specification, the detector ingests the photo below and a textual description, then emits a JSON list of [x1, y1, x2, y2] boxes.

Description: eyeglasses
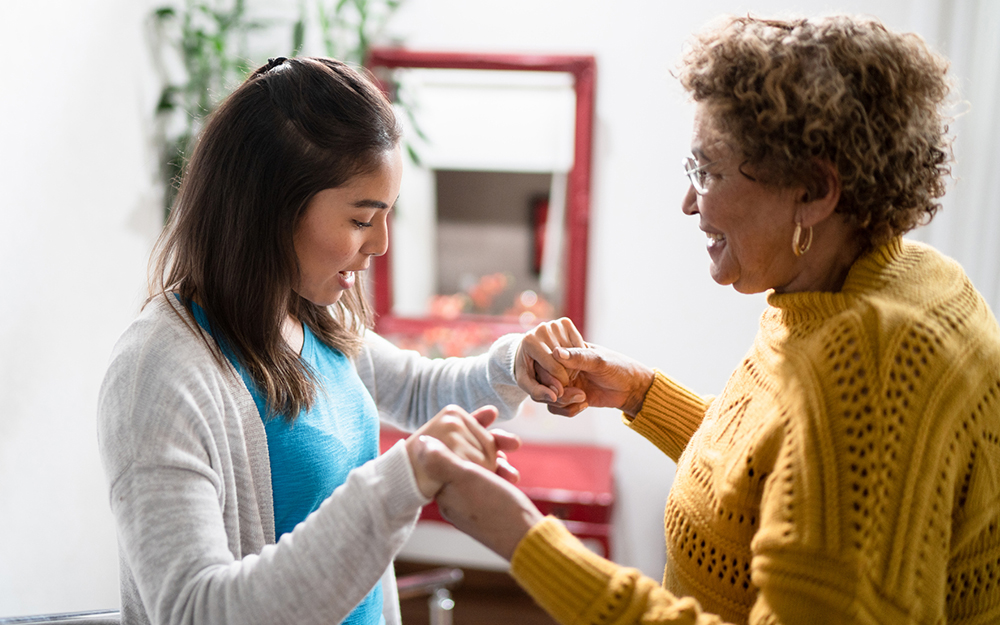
[[683, 156, 758, 195], [683, 156, 714, 195]]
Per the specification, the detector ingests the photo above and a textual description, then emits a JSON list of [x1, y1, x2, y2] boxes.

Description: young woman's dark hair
[[150, 57, 402, 420]]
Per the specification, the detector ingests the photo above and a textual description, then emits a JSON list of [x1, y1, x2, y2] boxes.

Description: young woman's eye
[[353, 219, 373, 229]]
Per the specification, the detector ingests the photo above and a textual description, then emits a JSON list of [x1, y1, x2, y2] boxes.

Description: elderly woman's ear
[[796, 158, 843, 228]]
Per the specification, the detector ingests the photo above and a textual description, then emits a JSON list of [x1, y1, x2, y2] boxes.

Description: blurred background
[[1, 0, 997, 616]]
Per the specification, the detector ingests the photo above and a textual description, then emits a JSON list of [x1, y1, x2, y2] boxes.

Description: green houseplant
[[148, 0, 404, 215]]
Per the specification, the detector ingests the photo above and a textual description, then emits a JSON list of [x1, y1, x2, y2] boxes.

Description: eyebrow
[[352, 196, 398, 210], [691, 147, 710, 162]]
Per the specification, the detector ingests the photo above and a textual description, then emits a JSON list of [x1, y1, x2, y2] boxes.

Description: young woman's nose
[[364, 219, 389, 257]]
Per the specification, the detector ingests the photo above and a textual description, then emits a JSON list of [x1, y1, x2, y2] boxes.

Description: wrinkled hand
[[514, 318, 587, 405], [543, 344, 656, 417], [405, 404, 522, 498], [415, 436, 543, 561]]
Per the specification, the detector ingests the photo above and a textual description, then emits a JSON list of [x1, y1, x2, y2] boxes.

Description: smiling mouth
[[706, 232, 725, 244]]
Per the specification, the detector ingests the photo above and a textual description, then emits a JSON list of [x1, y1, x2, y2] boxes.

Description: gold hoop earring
[[792, 221, 813, 257]]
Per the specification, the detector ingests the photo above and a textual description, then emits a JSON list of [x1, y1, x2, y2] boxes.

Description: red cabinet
[[380, 427, 615, 558]]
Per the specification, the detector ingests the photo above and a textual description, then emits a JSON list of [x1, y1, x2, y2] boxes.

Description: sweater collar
[[765, 237, 909, 322]]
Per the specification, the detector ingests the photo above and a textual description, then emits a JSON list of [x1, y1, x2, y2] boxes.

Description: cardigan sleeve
[[99, 304, 431, 625], [354, 329, 528, 431], [625, 370, 711, 463]]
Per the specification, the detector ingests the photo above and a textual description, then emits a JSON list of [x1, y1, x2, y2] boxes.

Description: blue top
[[189, 301, 385, 625]]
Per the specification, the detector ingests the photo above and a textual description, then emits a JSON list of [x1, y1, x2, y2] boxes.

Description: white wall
[[0, 0, 162, 615], [4, 0, 983, 616]]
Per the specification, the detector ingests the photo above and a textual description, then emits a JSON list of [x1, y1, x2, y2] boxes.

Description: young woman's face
[[293, 146, 403, 306], [681, 104, 803, 294]]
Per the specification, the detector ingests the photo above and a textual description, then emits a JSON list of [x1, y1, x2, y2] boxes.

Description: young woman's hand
[[514, 317, 588, 405], [404, 404, 521, 498]]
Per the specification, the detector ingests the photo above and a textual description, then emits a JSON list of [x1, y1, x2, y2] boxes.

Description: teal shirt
[[189, 301, 384, 625]]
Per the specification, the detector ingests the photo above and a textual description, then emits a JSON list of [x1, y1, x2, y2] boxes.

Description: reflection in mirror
[[366, 52, 595, 357], [435, 170, 560, 324]]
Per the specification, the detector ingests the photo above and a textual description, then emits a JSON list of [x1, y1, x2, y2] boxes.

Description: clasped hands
[[404, 318, 655, 560]]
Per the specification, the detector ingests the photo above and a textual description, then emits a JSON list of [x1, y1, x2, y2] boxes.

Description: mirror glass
[[365, 55, 592, 357]]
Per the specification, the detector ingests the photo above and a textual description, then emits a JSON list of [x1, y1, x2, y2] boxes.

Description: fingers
[[515, 351, 560, 403], [535, 364, 587, 410], [535, 366, 564, 398], [489, 428, 522, 454], [495, 451, 520, 484], [413, 405, 518, 476], [515, 318, 587, 402], [470, 404, 499, 429], [444, 405, 498, 470], [520, 318, 587, 382], [406, 428, 521, 502], [546, 401, 589, 418]]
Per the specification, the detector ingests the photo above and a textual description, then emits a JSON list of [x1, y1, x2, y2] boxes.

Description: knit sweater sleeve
[[626, 370, 711, 462], [510, 517, 730, 625]]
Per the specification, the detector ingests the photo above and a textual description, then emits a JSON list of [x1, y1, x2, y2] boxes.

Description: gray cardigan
[[97, 296, 526, 625]]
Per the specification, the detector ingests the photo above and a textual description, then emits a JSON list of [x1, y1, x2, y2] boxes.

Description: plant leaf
[[291, 19, 305, 55]]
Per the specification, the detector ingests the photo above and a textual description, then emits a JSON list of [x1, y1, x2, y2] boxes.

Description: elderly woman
[[421, 14, 1000, 625]]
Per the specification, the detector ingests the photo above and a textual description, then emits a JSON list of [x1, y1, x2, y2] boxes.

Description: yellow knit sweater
[[510, 239, 1000, 624]]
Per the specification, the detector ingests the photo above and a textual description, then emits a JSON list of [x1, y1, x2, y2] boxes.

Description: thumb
[[554, 346, 605, 371]]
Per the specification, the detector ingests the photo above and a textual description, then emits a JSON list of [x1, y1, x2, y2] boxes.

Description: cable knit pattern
[[509, 238, 1000, 624]]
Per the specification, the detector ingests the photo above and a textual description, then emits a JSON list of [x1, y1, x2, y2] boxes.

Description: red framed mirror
[[365, 49, 595, 356]]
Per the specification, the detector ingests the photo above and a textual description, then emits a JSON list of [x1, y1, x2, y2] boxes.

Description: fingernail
[[555, 347, 568, 358]]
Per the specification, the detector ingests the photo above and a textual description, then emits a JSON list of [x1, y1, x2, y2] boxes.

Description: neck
[[282, 314, 304, 355], [775, 215, 863, 294]]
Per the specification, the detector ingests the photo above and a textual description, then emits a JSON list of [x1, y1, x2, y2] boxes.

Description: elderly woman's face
[[682, 104, 804, 294]]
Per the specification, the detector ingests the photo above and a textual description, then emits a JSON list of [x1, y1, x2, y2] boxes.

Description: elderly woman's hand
[[404, 405, 522, 498], [546, 344, 657, 417], [514, 318, 588, 405], [415, 435, 544, 561]]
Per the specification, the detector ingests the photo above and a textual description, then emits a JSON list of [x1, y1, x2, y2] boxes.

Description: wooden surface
[[394, 561, 557, 625]]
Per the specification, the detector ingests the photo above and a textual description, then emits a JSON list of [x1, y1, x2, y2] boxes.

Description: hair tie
[[265, 57, 288, 71]]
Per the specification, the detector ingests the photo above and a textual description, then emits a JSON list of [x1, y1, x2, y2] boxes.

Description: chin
[[729, 279, 772, 295], [709, 267, 736, 289], [298, 291, 345, 307]]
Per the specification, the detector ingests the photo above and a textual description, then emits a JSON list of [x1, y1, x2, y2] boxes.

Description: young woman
[[97, 56, 583, 625]]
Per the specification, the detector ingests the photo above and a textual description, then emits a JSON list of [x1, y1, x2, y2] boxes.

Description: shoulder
[[774, 239, 1000, 481], [101, 296, 224, 397], [777, 240, 1000, 468], [97, 296, 245, 477], [793, 240, 998, 375]]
